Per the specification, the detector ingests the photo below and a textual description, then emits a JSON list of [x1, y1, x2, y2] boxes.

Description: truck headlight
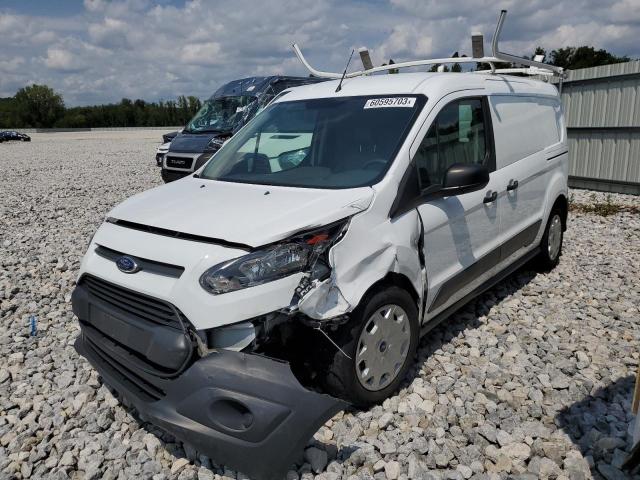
[[199, 219, 349, 295]]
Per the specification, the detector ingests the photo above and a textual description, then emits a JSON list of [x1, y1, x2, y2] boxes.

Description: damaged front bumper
[[72, 282, 346, 480]]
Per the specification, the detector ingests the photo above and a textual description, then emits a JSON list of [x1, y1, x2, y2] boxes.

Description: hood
[[169, 132, 220, 153], [108, 178, 374, 248]]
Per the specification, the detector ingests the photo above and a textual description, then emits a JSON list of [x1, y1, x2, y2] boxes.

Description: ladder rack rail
[[292, 10, 564, 80]]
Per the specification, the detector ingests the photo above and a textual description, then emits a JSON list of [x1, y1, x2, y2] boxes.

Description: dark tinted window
[[415, 98, 487, 189]]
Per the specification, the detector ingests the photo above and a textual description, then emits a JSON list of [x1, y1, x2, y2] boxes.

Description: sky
[[0, 0, 638, 106]]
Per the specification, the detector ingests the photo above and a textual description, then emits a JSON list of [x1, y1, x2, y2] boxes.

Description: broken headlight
[[199, 219, 349, 295]]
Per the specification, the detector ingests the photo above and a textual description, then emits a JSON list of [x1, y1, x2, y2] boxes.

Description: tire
[[321, 286, 419, 407], [534, 207, 564, 271]]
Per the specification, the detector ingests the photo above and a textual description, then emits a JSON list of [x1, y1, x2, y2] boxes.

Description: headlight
[[199, 219, 349, 295], [209, 137, 225, 148]]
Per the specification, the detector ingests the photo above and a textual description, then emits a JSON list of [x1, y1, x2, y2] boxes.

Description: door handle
[[507, 179, 519, 191], [483, 190, 498, 204]]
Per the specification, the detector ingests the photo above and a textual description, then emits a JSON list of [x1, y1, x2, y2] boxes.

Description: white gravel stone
[[456, 464, 473, 479], [171, 458, 191, 475], [384, 460, 401, 480]]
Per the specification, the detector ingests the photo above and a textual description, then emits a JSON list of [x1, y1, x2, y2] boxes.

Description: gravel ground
[[1, 132, 639, 480]]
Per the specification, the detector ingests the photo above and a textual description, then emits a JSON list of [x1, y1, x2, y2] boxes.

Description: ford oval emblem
[[116, 256, 140, 274]]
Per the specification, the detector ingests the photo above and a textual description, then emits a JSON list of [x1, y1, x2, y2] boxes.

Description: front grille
[[83, 275, 183, 329], [95, 245, 185, 279], [83, 326, 165, 402], [166, 156, 193, 169]]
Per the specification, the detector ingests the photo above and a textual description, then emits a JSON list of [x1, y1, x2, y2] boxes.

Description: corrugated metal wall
[[559, 60, 640, 194]]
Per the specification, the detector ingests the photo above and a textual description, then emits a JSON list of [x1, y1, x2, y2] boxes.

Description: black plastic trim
[[81, 274, 184, 329], [421, 246, 540, 337], [428, 220, 541, 313], [546, 150, 568, 161], [95, 245, 185, 278], [499, 219, 542, 261], [83, 325, 166, 401], [106, 217, 252, 251], [72, 280, 192, 371], [74, 330, 346, 480]]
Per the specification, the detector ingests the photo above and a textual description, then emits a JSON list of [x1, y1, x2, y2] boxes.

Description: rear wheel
[[321, 286, 418, 407], [534, 207, 563, 271]]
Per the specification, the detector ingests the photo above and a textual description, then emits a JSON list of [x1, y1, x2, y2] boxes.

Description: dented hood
[[108, 177, 374, 248]]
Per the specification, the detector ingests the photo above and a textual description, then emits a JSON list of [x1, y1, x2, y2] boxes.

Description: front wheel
[[534, 208, 564, 271], [321, 286, 419, 407]]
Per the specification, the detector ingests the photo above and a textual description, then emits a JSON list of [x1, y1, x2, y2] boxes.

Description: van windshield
[[199, 95, 425, 189], [185, 96, 256, 134]]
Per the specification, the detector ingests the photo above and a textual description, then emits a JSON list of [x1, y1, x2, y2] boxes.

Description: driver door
[[412, 96, 506, 320]]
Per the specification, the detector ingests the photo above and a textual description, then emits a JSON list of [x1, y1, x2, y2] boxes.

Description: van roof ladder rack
[[292, 10, 564, 81]]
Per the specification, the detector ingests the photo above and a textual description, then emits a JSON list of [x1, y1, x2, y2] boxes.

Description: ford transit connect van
[[160, 76, 324, 183], [73, 69, 567, 478]]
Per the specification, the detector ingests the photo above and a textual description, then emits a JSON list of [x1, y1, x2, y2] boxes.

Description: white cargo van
[[72, 11, 569, 479]]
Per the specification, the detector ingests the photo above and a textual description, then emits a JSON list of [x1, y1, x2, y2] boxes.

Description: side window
[[415, 98, 488, 189]]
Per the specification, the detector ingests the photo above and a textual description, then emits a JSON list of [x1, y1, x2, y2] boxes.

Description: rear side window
[[490, 95, 562, 168], [414, 98, 489, 189]]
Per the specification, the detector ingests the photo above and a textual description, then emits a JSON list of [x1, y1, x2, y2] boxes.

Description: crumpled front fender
[[299, 210, 424, 320]]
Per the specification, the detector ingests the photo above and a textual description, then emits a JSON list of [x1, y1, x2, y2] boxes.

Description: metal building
[[558, 60, 640, 194]]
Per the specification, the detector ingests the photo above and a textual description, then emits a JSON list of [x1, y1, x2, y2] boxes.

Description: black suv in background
[[160, 75, 323, 182]]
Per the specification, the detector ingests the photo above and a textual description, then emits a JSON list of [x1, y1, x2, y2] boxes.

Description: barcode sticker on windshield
[[364, 97, 416, 109]]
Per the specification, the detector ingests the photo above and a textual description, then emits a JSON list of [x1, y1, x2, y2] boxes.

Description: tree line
[[0, 88, 202, 129], [0, 45, 632, 129]]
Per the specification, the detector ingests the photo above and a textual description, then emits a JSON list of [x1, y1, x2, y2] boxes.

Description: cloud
[[88, 17, 130, 48], [181, 42, 224, 66], [44, 48, 86, 72], [0, 13, 21, 32], [0, 57, 25, 73], [83, 0, 106, 13], [0, 0, 638, 105]]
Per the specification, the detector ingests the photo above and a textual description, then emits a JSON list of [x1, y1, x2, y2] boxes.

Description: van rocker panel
[[74, 326, 346, 480]]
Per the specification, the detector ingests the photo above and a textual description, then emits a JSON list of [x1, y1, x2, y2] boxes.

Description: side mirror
[[440, 163, 489, 196]]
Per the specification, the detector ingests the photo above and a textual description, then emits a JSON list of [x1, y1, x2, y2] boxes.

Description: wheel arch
[[552, 194, 568, 231], [357, 271, 421, 312]]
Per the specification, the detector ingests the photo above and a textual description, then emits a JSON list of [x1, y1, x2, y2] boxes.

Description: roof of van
[[276, 72, 559, 102], [210, 76, 323, 99]]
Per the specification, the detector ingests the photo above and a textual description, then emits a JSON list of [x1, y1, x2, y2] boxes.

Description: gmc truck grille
[[165, 156, 193, 169]]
